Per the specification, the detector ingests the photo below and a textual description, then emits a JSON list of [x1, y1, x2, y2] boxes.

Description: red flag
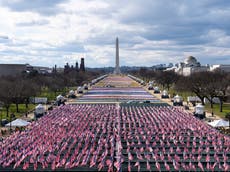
[[198, 161, 204, 172], [22, 161, 29, 170], [164, 161, 170, 171], [210, 162, 217, 171], [197, 154, 202, 161], [32, 161, 37, 170], [128, 152, 133, 161], [155, 161, 161, 171], [51, 161, 56, 170], [173, 160, 179, 171], [114, 161, 121, 171], [128, 161, 131, 172], [147, 160, 151, 171], [206, 154, 210, 162], [223, 162, 229, 171], [206, 162, 210, 171], [134, 161, 140, 172], [106, 159, 112, 168]]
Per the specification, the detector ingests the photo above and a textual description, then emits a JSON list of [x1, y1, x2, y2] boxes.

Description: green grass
[[158, 86, 230, 119], [0, 104, 36, 121], [0, 87, 74, 123], [39, 88, 66, 101], [162, 87, 195, 100], [205, 103, 230, 119]]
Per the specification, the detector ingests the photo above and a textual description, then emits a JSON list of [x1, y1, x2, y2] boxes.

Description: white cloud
[[0, 0, 230, 67]]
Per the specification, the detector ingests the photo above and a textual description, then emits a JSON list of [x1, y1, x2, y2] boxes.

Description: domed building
[[184, 56, 200, 67], [174, 56, 208, 76]]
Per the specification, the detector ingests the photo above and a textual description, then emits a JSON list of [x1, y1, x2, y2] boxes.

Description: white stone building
[[174, 56, 209, 76], [209, 64, 230, 73]]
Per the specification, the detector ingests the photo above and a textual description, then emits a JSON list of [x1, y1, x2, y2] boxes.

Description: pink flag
[[210, 162, 217, 172], [198, 161, 204, 172], [146, 160, 151, 171], [33, 161, 38, 171], [134, 161, 140, 172], [114, 161, 121, 171], [128, 152, 133, 161], [197, 154, 202, 161], [128, 161, 131, 172], [206, 162, 211, 170], [106, 159, 112, 168], [164, 161, 170, 171], [173, 160, 179, 171], [206, 154, 210, 162], [223, 162, 229, 172], [155, 161, 161, 171]]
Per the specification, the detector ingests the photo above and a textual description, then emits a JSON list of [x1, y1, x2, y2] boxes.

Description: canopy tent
[[69, 90, 75, 95], [35, 104, 45, 114], [56, 95, 64, 101], [208, 119, 229, 127], [5, 119, 30, 127], [162, 90, 168, 95], [195, 103, 204, 115], [174, 95, 183, 102]]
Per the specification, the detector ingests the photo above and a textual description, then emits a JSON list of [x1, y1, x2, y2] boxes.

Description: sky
[[0, 0, 230, 68]]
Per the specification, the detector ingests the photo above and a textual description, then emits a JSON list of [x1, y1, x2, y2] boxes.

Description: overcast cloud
[[0, 0, 229, 67]]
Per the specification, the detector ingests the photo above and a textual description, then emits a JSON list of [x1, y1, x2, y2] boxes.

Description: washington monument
[[113, 37, 121, 74]]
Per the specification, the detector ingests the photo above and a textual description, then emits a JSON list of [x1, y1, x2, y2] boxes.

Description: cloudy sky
[[0, 0, 230, 68]]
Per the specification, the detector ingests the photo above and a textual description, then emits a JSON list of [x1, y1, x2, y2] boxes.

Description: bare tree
[[214, 72, 230, 112], [0, 78, 14, 117], [155, 71, 178, 90], [175, 72, 207, 105]]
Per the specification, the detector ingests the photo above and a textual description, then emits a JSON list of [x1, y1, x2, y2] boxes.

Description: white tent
[[6, 119, 30, 127], [56, 95, 64, 101], [35, 104, 45, 114], [162, 90, 168, 96], [195, 103, 204, 115], [69, 90, 75, 95], [208, 119, 229, 127], [174, 95, 183, 102]]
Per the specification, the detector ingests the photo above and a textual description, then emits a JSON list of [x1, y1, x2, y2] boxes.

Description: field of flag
[[0, 104, 229, 171], [78, 87, 160, 102], [0, 75, 229, 171]]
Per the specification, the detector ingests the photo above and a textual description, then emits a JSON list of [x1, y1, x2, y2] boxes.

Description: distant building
[[80, 58, 85, 72], [75, 62, 79, 71], [174, 56, 209, 76], [64, 59, 85, 73], [0, 64, 28, 76], [32, 66, 52, 74], [209, 64, 230, 73], [166, 56, 230, 75], [0, 63, 52, 76]]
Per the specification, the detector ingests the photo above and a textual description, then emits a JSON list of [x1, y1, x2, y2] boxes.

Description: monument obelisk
[[114, 37, 121, 74]]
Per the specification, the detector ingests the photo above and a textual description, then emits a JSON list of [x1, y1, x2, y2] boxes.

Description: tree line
[[131, 68, 230, 112], [0, 70, 104, 117]]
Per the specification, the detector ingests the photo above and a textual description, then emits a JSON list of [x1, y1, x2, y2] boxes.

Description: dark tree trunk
[[25, 101, 28, 109], [16, 103, 19, 113], [210, 98, 213, 109], [219, 99, 223, 112], [6, 106, 9, 117], [25, 98, 29, 108], [196, 95, 205, 105]]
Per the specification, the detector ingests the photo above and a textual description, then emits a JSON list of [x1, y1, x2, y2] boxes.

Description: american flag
[[155, 161, 161, 171], [198, 161, 204, 171]]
